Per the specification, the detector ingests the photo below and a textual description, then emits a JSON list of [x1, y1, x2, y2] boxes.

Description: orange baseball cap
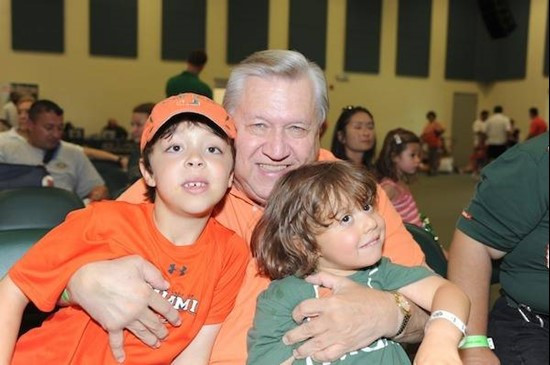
[[140, 93, 237, 152]]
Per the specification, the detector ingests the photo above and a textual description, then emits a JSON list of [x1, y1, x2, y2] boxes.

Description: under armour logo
[[168, 264, 187, 276]]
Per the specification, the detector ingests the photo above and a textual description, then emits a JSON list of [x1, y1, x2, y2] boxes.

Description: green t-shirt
[[247, 258, 434, 365], [457, 132, 549, 314], [165, 71, 213, 99]]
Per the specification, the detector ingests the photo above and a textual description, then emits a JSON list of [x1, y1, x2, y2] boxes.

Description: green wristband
[[61, 289, 71, 304], [459, 335, 493, 349]]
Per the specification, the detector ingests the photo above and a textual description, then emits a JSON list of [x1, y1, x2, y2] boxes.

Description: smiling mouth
[[359, 237, 380, 249], [257, 164, 290, 172]]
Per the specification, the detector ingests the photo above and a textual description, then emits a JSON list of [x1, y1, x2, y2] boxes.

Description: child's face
[[394, 142, 421, 175], [315, 203, 385, 275], [141, 123, 234, 217]]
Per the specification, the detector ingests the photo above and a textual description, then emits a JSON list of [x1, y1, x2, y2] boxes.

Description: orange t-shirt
[[9, 201, 248, 364], [422, 121, 445, 148], [118, 149, 425, 365]]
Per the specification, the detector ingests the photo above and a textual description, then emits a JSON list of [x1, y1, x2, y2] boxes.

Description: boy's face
[[315, 204, 385, 276], [141, 122, 234, 218]]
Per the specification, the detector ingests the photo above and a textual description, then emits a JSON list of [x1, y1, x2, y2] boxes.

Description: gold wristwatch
[[393, 292, 411, 337]]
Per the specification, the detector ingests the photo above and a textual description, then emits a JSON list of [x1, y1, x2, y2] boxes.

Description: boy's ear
[[139, 159, 156, 187], [227, 171, 234, 189]]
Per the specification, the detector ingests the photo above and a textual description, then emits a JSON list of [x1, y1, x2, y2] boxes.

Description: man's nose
[[262, 129, 290, 161]]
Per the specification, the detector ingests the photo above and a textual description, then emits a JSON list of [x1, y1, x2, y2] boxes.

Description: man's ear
[[139, 159, 156, 187]]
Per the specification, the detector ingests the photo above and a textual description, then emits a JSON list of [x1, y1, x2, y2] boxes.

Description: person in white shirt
[[484, 106, 511, 161], [0, 99, 108, 201]]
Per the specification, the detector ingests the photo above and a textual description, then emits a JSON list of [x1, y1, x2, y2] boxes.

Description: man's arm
[[0, 276, 29, 364], [448, 229, 505, 365], [65, 256, 181, 363], [87, 185, 109, 201], [283, 272, 429, 362]]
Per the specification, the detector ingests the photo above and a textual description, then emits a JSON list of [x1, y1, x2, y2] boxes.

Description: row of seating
[[0, 186, 84, 335]]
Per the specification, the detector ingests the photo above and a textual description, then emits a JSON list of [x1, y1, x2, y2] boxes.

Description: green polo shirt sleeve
[[247, 277, 314, 365], [457, 133, 548, 252], [457, 133, 549, 313]]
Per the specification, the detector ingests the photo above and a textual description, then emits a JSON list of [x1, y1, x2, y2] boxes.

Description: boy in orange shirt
[[0, 93, 249, 365]]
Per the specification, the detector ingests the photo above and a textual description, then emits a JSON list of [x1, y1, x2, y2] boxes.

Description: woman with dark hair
[[330, 105, 377, 168]]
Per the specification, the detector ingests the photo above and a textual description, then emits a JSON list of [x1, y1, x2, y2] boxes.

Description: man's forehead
[[34, 111, 63, 124], [236, 77, 317, 123]]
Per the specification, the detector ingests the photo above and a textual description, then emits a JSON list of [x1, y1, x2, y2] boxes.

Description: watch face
[[395, 293, 411, 313], [401, 297, 411, 312]]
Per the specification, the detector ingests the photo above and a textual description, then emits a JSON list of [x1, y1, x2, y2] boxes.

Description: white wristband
[[428, 310, 467, 336]]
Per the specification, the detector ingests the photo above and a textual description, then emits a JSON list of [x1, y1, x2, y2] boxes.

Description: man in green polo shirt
[[165, 49, 213, 99], [448, 132, 549, 365]]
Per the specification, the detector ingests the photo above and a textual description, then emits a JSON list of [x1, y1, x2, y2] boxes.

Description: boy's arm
[[0, 276, 30, 364], [171, 324, 221, 365], [399, 276, 470, 365]]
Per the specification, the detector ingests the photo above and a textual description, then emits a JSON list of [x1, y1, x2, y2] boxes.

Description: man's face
[[231, 76, 320, 206], [130, 112, 149, 143], [27, 111, 63, 150]]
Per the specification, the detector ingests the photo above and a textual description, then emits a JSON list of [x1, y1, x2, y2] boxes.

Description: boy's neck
[[152, 204, 211, 246], [317, 266, 359, 277]]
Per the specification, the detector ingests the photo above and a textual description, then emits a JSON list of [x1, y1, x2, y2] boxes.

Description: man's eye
[[247, 123, 268, 136], [288, 125, 309, 137]]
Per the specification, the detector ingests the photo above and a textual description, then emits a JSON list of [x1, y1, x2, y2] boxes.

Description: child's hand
[[414, 335, 461, 365]]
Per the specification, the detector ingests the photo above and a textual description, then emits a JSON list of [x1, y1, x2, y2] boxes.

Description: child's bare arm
[[0, 275, 30, 364], [399, 276, 470, 365], [171, 324, 221, 365]]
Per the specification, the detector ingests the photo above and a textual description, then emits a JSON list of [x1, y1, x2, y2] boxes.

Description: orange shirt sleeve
[[9, 205, 130, 312], [205, 233, 249, 325], [117, 179, 148, 203], [377, 185, 425, 266]]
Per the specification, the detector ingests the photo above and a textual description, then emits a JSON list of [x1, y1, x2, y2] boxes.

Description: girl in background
[[375, 128, 423, 227], [330, 105, 377, 168], [247, 161, 469, 365]]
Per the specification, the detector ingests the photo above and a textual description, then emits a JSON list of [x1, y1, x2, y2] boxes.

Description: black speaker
[[478, 0, 517, 39]]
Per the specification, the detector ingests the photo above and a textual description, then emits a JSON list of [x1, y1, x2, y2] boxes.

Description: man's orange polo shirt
[[118, 149, 425, 364]]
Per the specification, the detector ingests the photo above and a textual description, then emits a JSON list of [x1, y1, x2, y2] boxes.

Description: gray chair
[[404, 223, 448, 277], [0, 187, 84, 335]]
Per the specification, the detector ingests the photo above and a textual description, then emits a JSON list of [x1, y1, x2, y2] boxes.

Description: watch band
[[393, 292, 411, 337]]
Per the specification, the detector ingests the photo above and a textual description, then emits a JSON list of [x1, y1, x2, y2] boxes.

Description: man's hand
[[460, 347, 500, 365], [282, 272, 397, 362], [67, 255, 181, 363]]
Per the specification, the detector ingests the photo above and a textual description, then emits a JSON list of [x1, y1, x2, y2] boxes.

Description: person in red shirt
[[0, 94, 248, 364], [526, 107, 548, 139], [421, 111, 445, 176]]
